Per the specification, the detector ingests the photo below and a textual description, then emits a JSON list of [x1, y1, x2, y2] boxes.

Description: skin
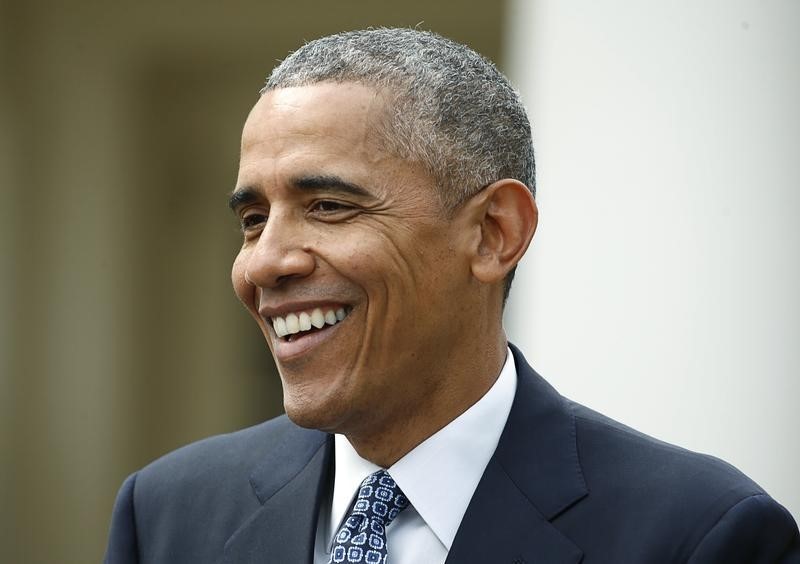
[[230, 82, 537, 466]]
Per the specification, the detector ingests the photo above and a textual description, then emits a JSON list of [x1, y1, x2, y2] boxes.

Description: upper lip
[[258, 300, 350, 320]]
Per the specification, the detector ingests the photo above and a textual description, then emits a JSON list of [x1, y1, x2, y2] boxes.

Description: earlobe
[[469, 179, 538, 285]]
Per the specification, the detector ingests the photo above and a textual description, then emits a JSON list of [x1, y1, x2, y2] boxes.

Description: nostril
[[275, 271, 310, 285]]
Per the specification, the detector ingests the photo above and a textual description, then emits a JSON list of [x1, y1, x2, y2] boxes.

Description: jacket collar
[[445, 344, 587, 563], [499, 343, 588, 519], [221, 422, 332, 564]]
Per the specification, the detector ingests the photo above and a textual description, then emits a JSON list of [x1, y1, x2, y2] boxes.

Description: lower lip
[[271, 317, 346, 361]]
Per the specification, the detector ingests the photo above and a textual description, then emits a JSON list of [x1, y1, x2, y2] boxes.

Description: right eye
[[240, 213, 267, 231]]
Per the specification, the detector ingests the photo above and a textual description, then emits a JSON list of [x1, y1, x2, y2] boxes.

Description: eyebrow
[[228, 174, 372, 211], [228, 187, 260, 211], [293, 174, 372, 198]]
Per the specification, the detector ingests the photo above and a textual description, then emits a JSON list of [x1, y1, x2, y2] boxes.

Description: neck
[[345, 332, 508, 468]]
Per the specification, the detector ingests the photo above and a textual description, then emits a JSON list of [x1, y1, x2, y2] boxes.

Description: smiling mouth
[[271, 306, 351, 342]]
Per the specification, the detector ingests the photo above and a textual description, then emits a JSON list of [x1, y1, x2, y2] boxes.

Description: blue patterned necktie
[[329, 470, 410, 564]]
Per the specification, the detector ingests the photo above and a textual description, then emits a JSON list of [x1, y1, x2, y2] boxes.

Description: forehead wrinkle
[[240, 96, 313, 153], [243, 83, 393, 159]]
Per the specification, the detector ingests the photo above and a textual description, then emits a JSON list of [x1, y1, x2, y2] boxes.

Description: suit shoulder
[[136, 415, 324, 493], [124, 415, 328, 561], [570, 401, 761, 496], [555, 402, 800, 560], [688, 492, 800, 562]]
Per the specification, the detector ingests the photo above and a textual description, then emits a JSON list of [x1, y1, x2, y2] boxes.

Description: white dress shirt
[[313, 348, 517, 564]]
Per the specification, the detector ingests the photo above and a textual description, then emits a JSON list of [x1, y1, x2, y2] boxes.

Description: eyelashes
[[238, 200, 361, 234]]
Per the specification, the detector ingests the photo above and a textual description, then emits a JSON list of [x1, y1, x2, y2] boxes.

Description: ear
[[463, 179, 538, 286]]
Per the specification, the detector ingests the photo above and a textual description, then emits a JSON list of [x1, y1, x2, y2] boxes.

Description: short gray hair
[[262, 27, 535, 208], [262, 28, 534, 300]]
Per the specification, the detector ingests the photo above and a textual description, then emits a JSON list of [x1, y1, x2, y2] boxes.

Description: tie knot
[[352, 470, 409, 527], [329, 470, 410, 563]]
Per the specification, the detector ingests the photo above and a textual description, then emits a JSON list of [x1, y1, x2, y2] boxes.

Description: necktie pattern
[[329, 470, 410, 564]]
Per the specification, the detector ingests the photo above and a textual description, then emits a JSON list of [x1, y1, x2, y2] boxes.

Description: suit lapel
[[220, 345, 585, 564], [221, 425, 333, 564], [446, 344, 588, 564]]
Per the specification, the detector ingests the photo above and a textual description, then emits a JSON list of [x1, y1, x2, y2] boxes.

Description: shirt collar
[[328, 347, 517, 550]]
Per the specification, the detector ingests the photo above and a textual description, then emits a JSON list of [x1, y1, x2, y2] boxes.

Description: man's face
[[231, 83, 478, 436]]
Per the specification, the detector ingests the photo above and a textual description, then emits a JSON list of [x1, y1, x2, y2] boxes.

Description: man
[[105, 28, 799, 563]]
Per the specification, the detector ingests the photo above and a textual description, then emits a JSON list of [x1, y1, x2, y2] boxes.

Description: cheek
[[347, 240, 407, 297]]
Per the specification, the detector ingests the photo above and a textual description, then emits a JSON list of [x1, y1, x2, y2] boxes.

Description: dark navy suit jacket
[[105, 346, 800, 563]]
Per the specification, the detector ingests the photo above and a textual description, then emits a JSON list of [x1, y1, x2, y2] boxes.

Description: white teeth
[[310, 308, 325, 328], [271, 306, 349, 339], [299, 312, 312, 331], [324, 310, 337, 325], [273, 316, 288, 338], [285, 313, 300, 334]]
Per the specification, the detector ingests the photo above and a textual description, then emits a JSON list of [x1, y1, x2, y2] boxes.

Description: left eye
[[311, 200, 350, 213]]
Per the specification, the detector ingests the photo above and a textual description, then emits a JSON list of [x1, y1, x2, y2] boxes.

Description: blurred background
[[1, 0, 797, 562]]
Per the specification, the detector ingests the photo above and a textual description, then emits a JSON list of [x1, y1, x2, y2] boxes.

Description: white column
[[504, 0, 800, 518]]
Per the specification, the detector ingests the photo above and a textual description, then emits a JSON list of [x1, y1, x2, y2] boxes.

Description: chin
[[280, 387, 349, 434]]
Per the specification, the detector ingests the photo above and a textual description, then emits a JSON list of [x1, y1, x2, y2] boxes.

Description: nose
[[242, 212, 316, 289]]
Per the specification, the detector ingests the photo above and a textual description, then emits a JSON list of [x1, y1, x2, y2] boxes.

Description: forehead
[[237, 82, 439, 206], [241, 83, 389, 158]]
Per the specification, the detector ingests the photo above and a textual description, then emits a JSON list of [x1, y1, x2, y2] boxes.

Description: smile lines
[[272, 307, 349, 338]]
